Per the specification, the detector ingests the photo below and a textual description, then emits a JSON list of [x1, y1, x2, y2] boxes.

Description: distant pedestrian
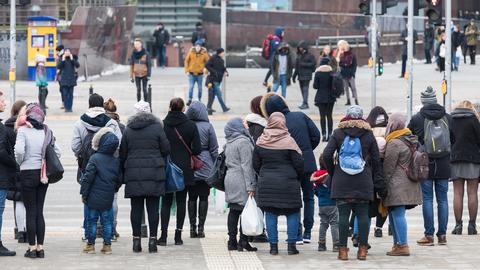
[[35, 52, 48, 113], [338, 40, 358, 106], [313, 57, 337, 142], [465, 19, 478, 65], [191, 22, 208, 47], [153, 22, 170, 68], [205, 48, 230, 114], [452, 23, 464, 71], [436, 33, 447, 72], [424, 23, 435, 64], [263, 27, 284, 87], [245, 96, 267, 142], [271, 43, 294, 98], [293, 41, 316, 109], [129, 38, 152, 102], [400, 27, 418, 78], [320, 45, 338, 73], [55, 45, 65, 109], [185, 40, 210, 106], [57, 48, 79, 112]]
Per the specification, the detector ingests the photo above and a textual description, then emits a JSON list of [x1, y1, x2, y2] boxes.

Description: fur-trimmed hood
[[338, 119, 372, 138], [315, 65, 332, 73], [245, 113, 267, 127], [127, 112, 161, 130], [92, 127, 119, 154], [260, 92, 290, 119]]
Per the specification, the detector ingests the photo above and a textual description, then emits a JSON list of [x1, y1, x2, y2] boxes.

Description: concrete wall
[[0, 32, 28, 80]]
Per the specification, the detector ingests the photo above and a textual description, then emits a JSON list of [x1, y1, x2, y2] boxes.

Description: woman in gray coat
[[186, 101, 218, 239], [383, 113, 422, 257], [224, 117, 257, 252]]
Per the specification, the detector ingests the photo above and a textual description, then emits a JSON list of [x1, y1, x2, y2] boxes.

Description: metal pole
[[220, 0, 227, 102], [406, 0, 414, 121], [371, 0, 377, 109], [445, 0, 452, 112], [9, 0, 17, 105]]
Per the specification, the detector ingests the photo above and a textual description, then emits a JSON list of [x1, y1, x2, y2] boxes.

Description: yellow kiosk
[[27, 16, 57, 81]]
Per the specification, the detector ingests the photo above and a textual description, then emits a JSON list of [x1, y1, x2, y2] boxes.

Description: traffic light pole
[[445, 0, 452, 112], [406, 0, 414, 121], [220, 0, 227, 102], [9, 0, 16, 104], [370, 0, 377, 109]]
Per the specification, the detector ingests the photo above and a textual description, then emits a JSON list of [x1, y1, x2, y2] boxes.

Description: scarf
[[385, 128, 411, 143], [256, 112, 302, 154]]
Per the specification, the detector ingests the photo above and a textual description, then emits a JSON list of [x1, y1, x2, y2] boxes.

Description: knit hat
[[89, 93, 104, 108], [320, 57, 330, 66], [216, 48, 225, 55], [346, 105, 363, 119], [421, 86, 437, 105], [134, 101, 151, 113]]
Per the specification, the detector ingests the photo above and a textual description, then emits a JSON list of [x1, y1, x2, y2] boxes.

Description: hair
[[11, 100, 27, 117], [456, 100, 479, 119], [337, 40, 350, 51], [157, 22, 164, 26], [250, 96, 263, 116], [88, 93, 104, 108], [366, 106, 389, 128], [169, 97, 185, 112], [103, 98, 117, 113], [134, 38, 142, 44]]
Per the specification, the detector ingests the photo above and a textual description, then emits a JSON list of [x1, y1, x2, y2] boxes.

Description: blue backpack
[[339, 135, 365, 175]]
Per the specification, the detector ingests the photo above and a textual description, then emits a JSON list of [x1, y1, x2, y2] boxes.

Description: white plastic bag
[[241, 197, 264, 236]]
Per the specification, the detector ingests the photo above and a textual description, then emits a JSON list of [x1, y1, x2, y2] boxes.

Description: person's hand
[[62, 54, 66, 61], [130, 78, 134, 83], [248, 191, 255, 197]]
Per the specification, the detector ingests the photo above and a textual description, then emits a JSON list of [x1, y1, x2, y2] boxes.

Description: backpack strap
[[397, 137, 417, 170]]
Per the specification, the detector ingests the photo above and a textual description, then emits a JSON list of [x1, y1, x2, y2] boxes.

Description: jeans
[[425, 48, 432, 63], [342, 77, 358, 101], [299, 80, 310, 105], [272, 74, 287, 98], [421, 179, 449, 236], [0, 189, 7, 241], [130, 196, 160, 237], [389, 206, 407, 245], [207, 82, 228, 112], [157, 45, 167, 67], [135, 76, 148, 102], [454, 56, 460, 70], [318, 205, 339, 244], [61, 85, 74, 111], [265, 211, 300, 244], [83, 203, 90, 238], [353, 216, 371, 237], [299, 173, 314, 238], [38, 87, 48, 112], [87, 207, 113, 245], [188, 74, 203, 101], [338, 202, 369, 247]]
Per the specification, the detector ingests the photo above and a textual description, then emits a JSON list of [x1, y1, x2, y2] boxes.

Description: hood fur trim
[[260, 92, 289, 119], [92, 127, 114, 151], [315, 65, 333, 72], [245, 113, 267, 127], [338, 119, 371, 131]]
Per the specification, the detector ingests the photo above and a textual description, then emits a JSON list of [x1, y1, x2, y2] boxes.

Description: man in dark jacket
[[57, 48, 80, 112], [271, 43, 294, 98], [424, 23, 435, 64], [205, 48, 230, 114], [0, 91, 17, 256], [153, 22, 170, 68], [192, 22, 207, 47], [400, 27, 418, 78], [293, 41, 316, 110], [260, 93, 321, 243], [407, 87, 455, 246]]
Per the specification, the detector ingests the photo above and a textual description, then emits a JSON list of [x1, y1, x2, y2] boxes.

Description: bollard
[[147, 84, 152, 112], [89, 84, 94, 95]]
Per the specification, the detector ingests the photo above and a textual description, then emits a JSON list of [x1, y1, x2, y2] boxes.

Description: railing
[[314, 33, 426, 48]]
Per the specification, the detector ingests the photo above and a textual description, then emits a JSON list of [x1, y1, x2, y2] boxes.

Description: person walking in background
[[424, 23, 435, 64], [407, 87, 455, 246], [245, 96, 267, 142], [130, 39, 152, 102], [436, 33, 447, 72], [205, 48, 230, 115], [271, 43, 294, 98], [313, 57, 337, 142], [160, 98, 201, 246], [185, 40, 210, 106], [263, 27, 284, 87], [224, 117, 257, 252], [120, 101, 170, 253], [293, 41, 316, 110], [55, 45, 66, 109], [383, 113, 423, 256], [57, 48, 79, 113], [450, 101, 480, 235], [35, 53, 48, 113], [320, 45, 338, 73], [465, 19, 478, 65], [400, 27, 418, 78], [153, 22, 170, 68], [15, 103, 61, 258], [191, 22, 207, 47], [338, 40, 358, 106], [186, 101, 218, 239], [452, 23, 464, 71]]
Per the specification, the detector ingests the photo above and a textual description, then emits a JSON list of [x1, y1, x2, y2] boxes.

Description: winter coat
[[186, 102, 219, 180], [4, 117, 20, 198], [316, 183, 335, 207], [0, 120, 17, 190], [323, 119, 387, 201], [80, 129, 120, 211], [260, 93, 320, 173], [57, 57, 79, 87], [224, 135, 256, 206], [153, 27, 170, 46], [424, 27, 435, 51], [205, 54, 227, 83], [383, 135, 423, 207], [401, 29, 418, 56], [293, 42, 316, 82], [129, 48, 152, 78], [339, 50, 357, 79], [450, 108, 480, 164], [184, 47, 210, 75], [269, 27, 284, 62], [245, 113, 267, 142], [253, 146, 303, 211], [407, 103, 455, 180], [191, 28, 207, 45], [272, 46, 294, 82], [465, 24, 479, 46], [163, 111, 202, 186], [120, 113, 170, 198], [313, 65, 336, 105]]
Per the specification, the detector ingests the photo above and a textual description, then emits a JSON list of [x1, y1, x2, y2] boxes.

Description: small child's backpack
[[339, 135, 365, 175]]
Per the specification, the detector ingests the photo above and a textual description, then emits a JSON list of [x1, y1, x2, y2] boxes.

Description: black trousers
[[264, 67, 272, 83], [401, 55, 407, 77], [299, 80, 310, 105], [338, 202, 369, 247], [424, 48, 432, 63], [227, 208, 243, 239], [135, 76, 148, 102], [130, 196, 160, 237], [161, 189, 187, 231], [38, 87, 48, 113], [20, 170, 48, 246], [318, 103, 334, 138], [188, 181, 210, 202], [467, 45, 476, 64]]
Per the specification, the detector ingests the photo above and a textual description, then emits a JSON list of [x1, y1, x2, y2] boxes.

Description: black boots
[[188, 201, 198, 238], [197, 201, 208, 238], [148, 237, 157, 253], [175, 229, 183, 245], [452, 220, 463, 235], [157, 230, 167, 246], [0, 242, 16, 256], [133, 237, 142, 253], [468, 220, 477, 235], [288, 243, 299, 255], [227, 237, 238, 251], [238, 235, 257, 252], [269, 244, 278, 255]]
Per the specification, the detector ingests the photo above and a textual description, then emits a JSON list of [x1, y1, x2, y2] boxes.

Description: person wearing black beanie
[[89, 93, 104, 108], [205, 48, 230, 115]]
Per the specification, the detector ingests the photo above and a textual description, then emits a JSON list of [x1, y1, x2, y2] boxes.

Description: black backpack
[[76, 130, 96, 182], [330, 72, 345, 98], [205, 150, 227, 191]]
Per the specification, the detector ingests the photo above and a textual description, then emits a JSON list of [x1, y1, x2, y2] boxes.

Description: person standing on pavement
[[57, 48, 79, 113], [191, 22, 208, 47], [465, 19, 478, 65], [160, 98, 202, 246], [185, 101, 218, 239], [407, 87, 455, 246], [271, 43, 294, 98], [450, 101, 480, 235], [0, 91, 17, 256], [400, 27, 418, 78], [35, 53, 48, 113], [15, 103, 61, 258], [120, 101, 170, 253], [436, 33, 447, 72], [260, 93, 320, 244], [224, 117, 257, 252], [153, 22, 170, 68], [313, 57, 337, 142], [129, 39, 152, 102], [55, 45, 66, 109], [185, 40, 210, 106], [320, 45, 338, 73], [293, 41, 316, 110], [424, 23, 435, 64], [205, 48, 230, 115], [383, 113, 423, 256], [263, 27, 284, 87], [245, 96, 267, 142], [337, 40, 359, 106]]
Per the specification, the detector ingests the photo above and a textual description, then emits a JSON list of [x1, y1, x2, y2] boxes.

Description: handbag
[[174, 128, 204, 170], [44, 136, 64, 184], [165, 156, 185, 193], [205, 150, 226, 191]]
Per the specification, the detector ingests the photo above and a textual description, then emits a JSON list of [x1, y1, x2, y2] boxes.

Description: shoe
[[238, 235, 257, 252], [133, 237, 142, 253], [252, 232, 269, 243], [351, 234, 359, 247], [0, 242, 16, 256], [263, 81, 268, 87], [357, 245, 368, 260], [386, 244, 409, 256], [208, 109, 213, 115], [114, 231, 120, 238], [223, 107, 231, 113], [227, 237, 238, 251], [190, 226, 198, 238], [36, 249, 44, 258], [148, 237, 157, 253], [187, 100, 192, 106], [141, 224, 148, 238], [287, 243, 299, 255], [338, 247, 349, 260], [197, 201, 208, 238], [332, 242, 339, 252], [101, 244, 112, 255], [417, 235, 434, 246], [188, 201, 198, 238], [82, 236, 88, 242], [174, 229, 183, 245], [269, 243, 278, 255], [303, 232, 311, 244], [296, 240, 304, 245], [18, 232, 27, 243], [24, 249, 37, 258], [321, 135, 327, 142], [65, 109, 73, 113], [317, 241, 326, 252], [399, 75, 405, 78], [374, 227, 383, 238], [451, 221, 463, 235], [157, 231, 167, 246], [354, 99, 359, 105], [437, 235, 447, 245], [345, 100, 351, 106], [468, 221, 477, 235], [83, 244, 95, 254], [298, 104, 309, 110]]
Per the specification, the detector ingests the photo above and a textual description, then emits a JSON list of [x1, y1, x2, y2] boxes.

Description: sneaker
[[101, 244, 112, 255], [374, 227, 383, 238], [83, 244, 95, 254], [437, 235, 447, 245], [223, 107, 231, 113], [298, 104, 309, 110], [417, 235, 434, 246], [262, 81, 268, 87], [24, 249, 37, 258], [318, 242, 326, 251], [303, 232, 311, 244]]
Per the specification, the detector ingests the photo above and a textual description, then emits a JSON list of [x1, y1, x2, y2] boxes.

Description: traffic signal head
[[359, 0, 370, 15], [378, 57, 384, 76], [426, 0, 442, 25]]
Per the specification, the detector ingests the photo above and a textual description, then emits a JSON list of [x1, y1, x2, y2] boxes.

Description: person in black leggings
[[313, 57, 337, 142]]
